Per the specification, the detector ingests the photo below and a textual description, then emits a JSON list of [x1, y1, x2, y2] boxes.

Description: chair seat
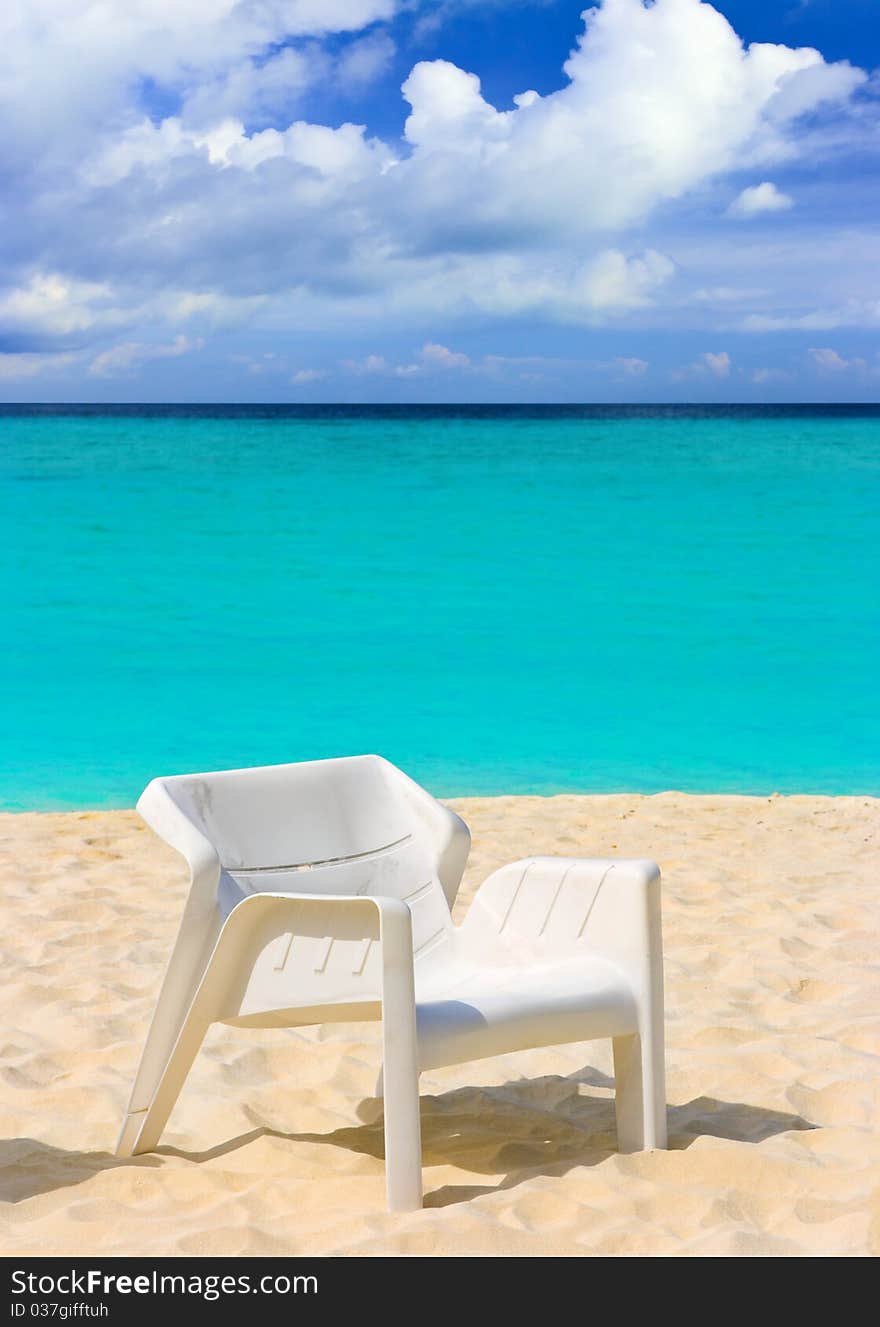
[[414, 955, 638, 1071]]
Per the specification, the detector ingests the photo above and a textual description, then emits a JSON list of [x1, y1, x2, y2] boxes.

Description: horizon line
[[3, 400, 880, 409]]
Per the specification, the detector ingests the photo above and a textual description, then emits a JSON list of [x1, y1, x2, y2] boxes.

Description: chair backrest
[[138, 755, 470, 959]]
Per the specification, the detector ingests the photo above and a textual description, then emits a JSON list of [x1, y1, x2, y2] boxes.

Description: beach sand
[[1, 793, 878, 1257]]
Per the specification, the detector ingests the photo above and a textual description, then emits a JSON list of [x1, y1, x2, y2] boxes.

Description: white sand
[[1, 793, 878, 1257]]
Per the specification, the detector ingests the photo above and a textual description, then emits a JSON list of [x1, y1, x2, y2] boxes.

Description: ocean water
[[2, 404, 878, 810]]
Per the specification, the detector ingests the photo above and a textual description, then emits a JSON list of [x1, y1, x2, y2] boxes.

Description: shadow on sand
[[1, 1066, 816, 1208]]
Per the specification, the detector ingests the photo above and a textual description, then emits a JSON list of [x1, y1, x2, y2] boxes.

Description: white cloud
[[478, 353, 564, 385], [0, 350, 81, 379], [701, 350, 732, 376], [674, 349, 733, 380], [807, 346, 867, 371], [336, 32, 396, 89], [0, 273, 264, 351], [88, 114, 396, 183], [345, 341, 471, 377], [344, 353, 389, 374], [279, 1, 396, 35], [693, 285, 768, 303], [0, 2, 401, 189], [578, 250, 675, 310], [743, 298, 880, 331], [419, 341, 469, 368], [752, 366, 793, 383], [743, 310, 841, 331], [89, 334, 202, 377], [0, 273, 114, 336], [0, 0, 875, 371], [170, 33, 396, 137], [231, 351, 284, 376], [395, 1, 860, 242], [163, 291, 268, 326], [728, 181, 794, 217], [340, 344, 657, 385], [371, 249, 675, 326], [291, 368, 326, 383], [180, 47, 320, 129]]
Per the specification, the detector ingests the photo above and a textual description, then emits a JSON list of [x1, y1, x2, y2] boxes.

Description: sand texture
[[1, 793, 878, 1257]]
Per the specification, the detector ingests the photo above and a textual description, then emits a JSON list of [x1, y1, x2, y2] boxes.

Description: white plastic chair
[[116, 755, 666, 1210]]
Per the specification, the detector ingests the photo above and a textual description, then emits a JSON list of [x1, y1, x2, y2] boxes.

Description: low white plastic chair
[[117, 755, 666, 1210]]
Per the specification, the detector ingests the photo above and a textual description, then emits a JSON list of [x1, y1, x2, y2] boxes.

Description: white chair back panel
[[220, 837, 453, 956], [164, 755, 412, 871]]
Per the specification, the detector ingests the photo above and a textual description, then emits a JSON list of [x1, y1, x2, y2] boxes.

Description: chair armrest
[[230, 890, 413, 960], [459, 856, 661, 966], [242, 889, 414, 996], [201, 891, 416, 1025]]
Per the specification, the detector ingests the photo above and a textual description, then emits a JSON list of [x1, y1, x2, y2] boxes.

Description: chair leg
[[380, 1023, 422, 1212], [116, 1008, 211, 1157], [613, 1028, 667, 1152]]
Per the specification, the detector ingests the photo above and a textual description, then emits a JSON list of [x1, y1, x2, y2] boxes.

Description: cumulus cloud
[[1, 2, 400, 182], [674, 349, 732, 380], [419, 341, 470, 368], [728, 181, 794, 217], [394, 0, 859, 248], [579, 250, 675, 309], [701, 350, 732, 376], [614, 357, 649, 375], [0, 0, 875, 379], [291, 367, 326, 383]]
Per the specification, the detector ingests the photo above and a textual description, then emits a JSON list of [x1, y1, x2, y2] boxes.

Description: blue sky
[[1, 0, 878, 402]]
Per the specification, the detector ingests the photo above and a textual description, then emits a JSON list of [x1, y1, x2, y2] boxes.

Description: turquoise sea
[[2, 404, 878, 810]]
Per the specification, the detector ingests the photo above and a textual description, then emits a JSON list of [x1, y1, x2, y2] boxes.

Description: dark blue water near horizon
[[4, 402, 880, 417]]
